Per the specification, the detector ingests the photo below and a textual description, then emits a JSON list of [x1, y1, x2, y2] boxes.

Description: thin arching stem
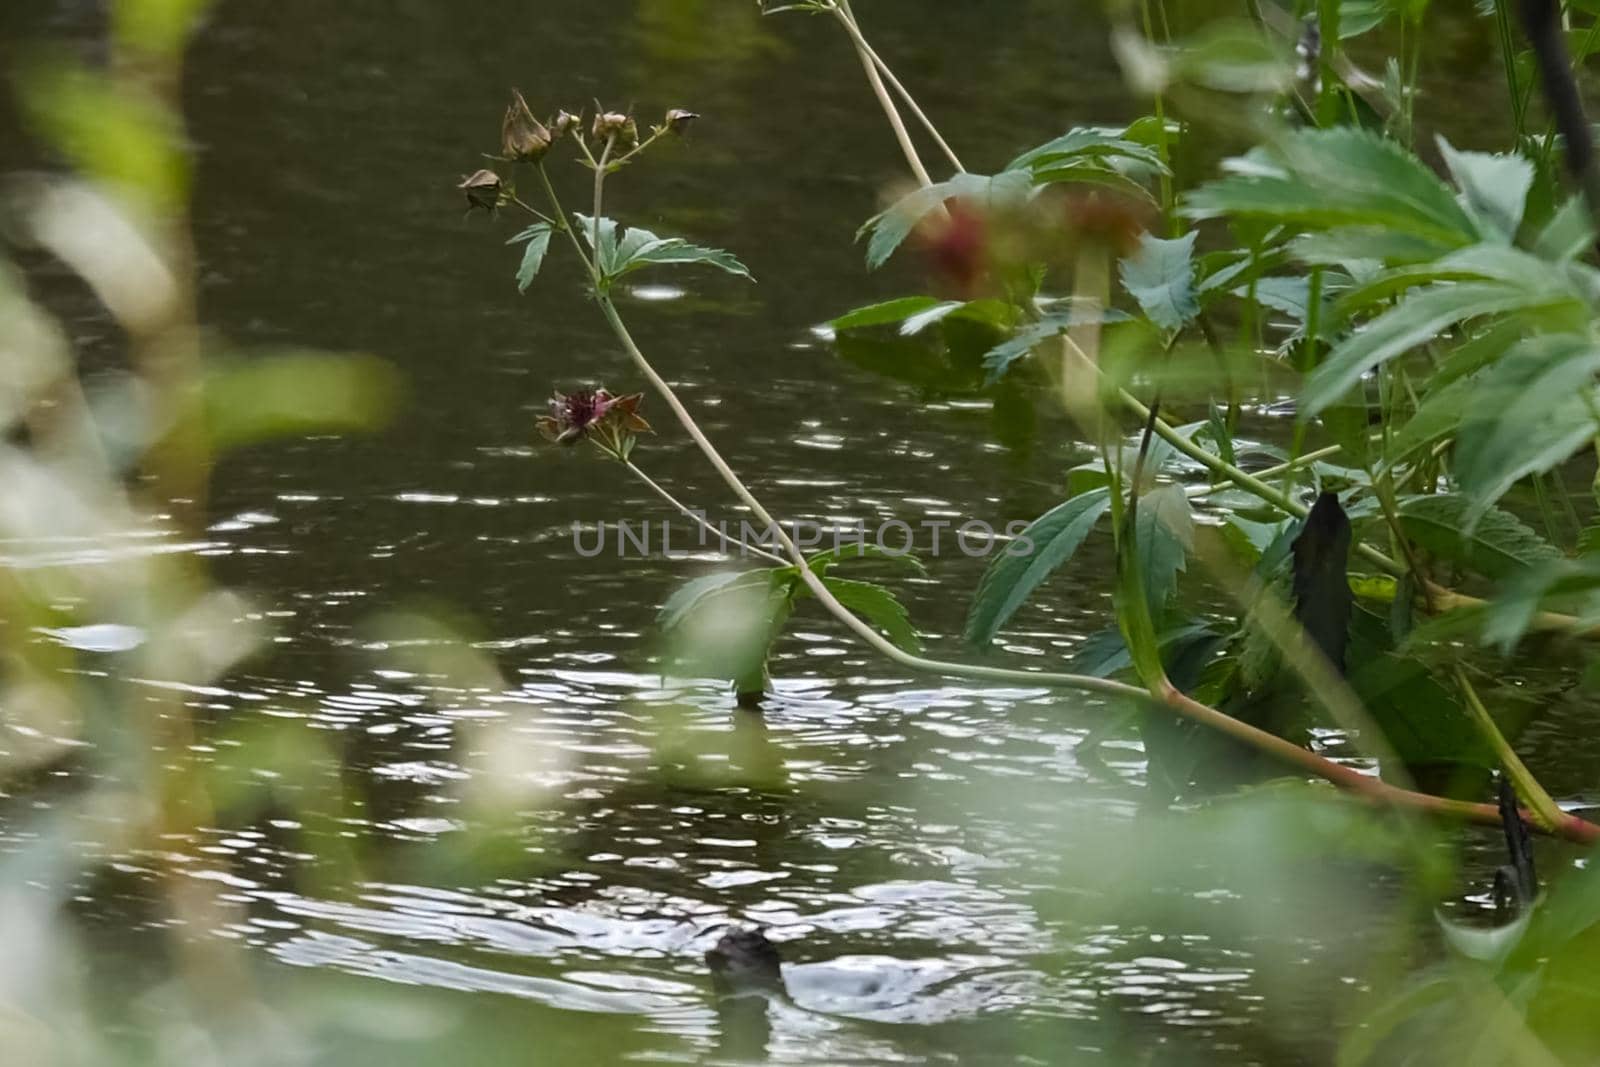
[[623, 459, 789, 565]]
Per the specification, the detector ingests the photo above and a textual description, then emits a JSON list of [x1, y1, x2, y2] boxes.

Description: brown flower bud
[[550, 109, 581, 139], [662, 108, 699, 135], [502, 89, 553, 162], [458, 169, 504, 213]]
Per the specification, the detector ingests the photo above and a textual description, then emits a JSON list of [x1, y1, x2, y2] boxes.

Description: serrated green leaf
[[1136, 484, 1194, 618], [1301, 281, 1568, 416], [1453, 333, 1600, 519], [657, 569, 785, 632], [964, 488, 1112, 645], [512, 223, 553, 293], [1479, 556, 1600, 652], [621, 237, 753, 281], [979, 304, 1131, 385], [1119, 231, 1199, 333], [805, 542, 927, 576], [1184, 127, 1481, 246], [860, 171, 1032, 270], [819, 576, 921, 652], [1436, 137, 1534, 242], [1396, 494, 1562, 580]]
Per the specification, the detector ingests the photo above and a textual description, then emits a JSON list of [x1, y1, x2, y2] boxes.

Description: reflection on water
[[0, 0, 1567, 1063]]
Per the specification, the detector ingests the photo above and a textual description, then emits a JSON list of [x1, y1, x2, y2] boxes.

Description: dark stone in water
[[706, 926, 785, 995]]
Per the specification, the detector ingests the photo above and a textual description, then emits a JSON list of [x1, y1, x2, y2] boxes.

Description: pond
[[0, 1, 1593, 1063]]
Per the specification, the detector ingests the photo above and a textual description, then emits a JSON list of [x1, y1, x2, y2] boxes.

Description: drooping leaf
[[1452, 333, 1600, 520], [1436, 137, 1534, 242], [979, 303, 1131, 384], [1119, 231, 1200, 333], [1532, 197, 1596, 262], [1113, 504, 1167, 689], [657, 570, 783, 632], [859, 171, 1032, 270], [817, 576, 921, 652], [509, 222, 553, 293], [1300, 281, 1572, 416], [831, 296, 946, 331], [805, 542, 927, 576], [1136, 484, 1195, 618], [1479, 556, 1600, 652], [1396, 494, 1562, 580], [1183, 127, 1482, 246], [964, 487, 1113, 645]]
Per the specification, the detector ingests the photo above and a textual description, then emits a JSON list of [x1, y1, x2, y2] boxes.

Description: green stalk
[[1456, 666, 1564, 831]]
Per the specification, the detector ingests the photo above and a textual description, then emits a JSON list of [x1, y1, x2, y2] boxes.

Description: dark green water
[[0, 2, 1589, 1064]]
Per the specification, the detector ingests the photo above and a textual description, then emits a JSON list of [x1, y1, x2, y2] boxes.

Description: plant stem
[[830, 0, 935, 186], [834, 1, 964, 173], [622, 460, 790, 565], [1187, 444, 1343, 500], [1455, 666, 1564, 831]]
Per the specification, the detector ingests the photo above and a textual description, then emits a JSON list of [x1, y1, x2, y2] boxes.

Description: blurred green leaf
[[1436, 137, 1533, 242], [1136, 484, 1194, 618], [1396, 494, 1561, 580], [1453, 333, 1600, 521], [203, 351, 400, 450], [965, 487, 1112, 646], [1119, 231, 1200, 333]]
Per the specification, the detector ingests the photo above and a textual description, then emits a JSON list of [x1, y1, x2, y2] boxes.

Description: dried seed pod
[[458, 169, 504, 213], [502, 89, 553, 162]]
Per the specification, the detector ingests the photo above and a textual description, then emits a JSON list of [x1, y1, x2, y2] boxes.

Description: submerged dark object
[[1493, 774, 1539, 918], [1519, 0, 1600, 238], [706, 926, 785, 996], [1290, 491, 1353, 673]]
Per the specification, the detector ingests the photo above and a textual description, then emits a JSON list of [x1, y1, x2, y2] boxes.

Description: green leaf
[[1453, 333, 1600, 520], [1168, 20, 1294, 94], [1532, 197, 1596, 262], [1436, 137, 1534, 242], [1301, 281, 1568, 416], [805, 542, 927, 576], [657, 570, 784, 632], [831, 296, 945, 331], [964, 488, 1112, 645], [1183, 127, 1481, 246], [818, 576, 921, 653], [1006, 126, 1167, 174], [980, 304, 1130, 384], [1119, 231, 1199, 333], [1114, 506, 1167, 689], [511, 223, 553, 293], [1479, 556, 1600, 652], [1396, 494, 1561, 580], [573, 214, 753, 282], [1136, 484, 1195, 618], [859, 171, 1032, 270]]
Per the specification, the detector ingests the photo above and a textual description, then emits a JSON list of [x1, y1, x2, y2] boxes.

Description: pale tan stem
[[830, 2, 934, 187], [836, 3, 965, 173]]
